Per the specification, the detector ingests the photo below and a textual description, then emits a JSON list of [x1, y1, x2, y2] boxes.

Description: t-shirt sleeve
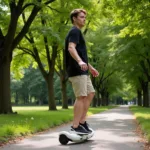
[[68, 29, 80, 44]]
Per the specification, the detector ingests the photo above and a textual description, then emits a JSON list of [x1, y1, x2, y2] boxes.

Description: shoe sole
[[71, 130, 89, 135]]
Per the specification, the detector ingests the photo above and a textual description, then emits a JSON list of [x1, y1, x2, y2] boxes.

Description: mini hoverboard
[[59, 128, 94, 145]]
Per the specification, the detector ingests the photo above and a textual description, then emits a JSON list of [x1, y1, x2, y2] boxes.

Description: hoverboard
[[59, 128, 94, 145]]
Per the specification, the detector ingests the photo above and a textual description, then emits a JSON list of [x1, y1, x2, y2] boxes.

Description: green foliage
[[11, 67, 48, 104], [0, 1, 10, 35], [86, 17, 124, 99], [11, 66, 75, 105], [98, 0, 150, 101], [11, 51, 34, 79], [111, 32, 150, 93], [101, 0, 150, 37], [4, 0, 150, 106]]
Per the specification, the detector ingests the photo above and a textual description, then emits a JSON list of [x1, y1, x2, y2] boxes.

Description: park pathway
[[0, 106, 144, 150]]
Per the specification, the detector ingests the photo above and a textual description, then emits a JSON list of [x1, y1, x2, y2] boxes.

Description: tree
[[0, 0, 56, 114], [101, 0, 150, 107], [111, 34, 150, 107], [17, 0, 98, 109], [11, 66, 48, 105], [86, 18, 120, 106]]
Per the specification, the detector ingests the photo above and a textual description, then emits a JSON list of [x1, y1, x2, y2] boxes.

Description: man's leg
[[79, 92, 95, 124], [69, 75, 88, 129], [80, 75, 95, 124], [73, 96, 87, 128]]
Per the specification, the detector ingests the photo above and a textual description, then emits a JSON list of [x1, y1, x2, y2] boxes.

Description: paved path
[[0, 106, 144, 150]]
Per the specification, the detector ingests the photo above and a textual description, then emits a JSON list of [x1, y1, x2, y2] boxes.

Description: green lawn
[[130, 106, 150, 142], [0, 106, 116, 142]]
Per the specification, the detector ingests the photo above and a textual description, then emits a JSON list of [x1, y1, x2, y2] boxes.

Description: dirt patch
[[133, 117, 150, 150]]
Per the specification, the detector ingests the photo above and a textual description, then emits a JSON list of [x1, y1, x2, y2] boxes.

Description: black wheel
[[59, 134, 69, 145]]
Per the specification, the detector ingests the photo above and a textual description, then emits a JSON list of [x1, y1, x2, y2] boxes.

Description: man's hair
[[70, 9, 86, 24]]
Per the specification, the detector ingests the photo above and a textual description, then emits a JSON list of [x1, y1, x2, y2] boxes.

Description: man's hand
[[78, 60, 88, 71], [89, 67, 99, 77]]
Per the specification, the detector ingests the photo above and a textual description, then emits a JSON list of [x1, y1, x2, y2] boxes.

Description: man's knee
[[77, 96, 87, 100], [88, 92, 95, 97]]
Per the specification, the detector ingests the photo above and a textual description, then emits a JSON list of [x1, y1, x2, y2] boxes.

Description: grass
[[0, 105, 116, 143], [130, 106, 150, 143]]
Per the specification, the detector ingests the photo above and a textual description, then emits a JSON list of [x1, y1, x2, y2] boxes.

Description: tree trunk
[[137, 89, 142, 106], [15, 91, 19, 105], [106, 92, 109, 106], [101, 91, 106, 106], [47, 74, 57, 110], [60, 74, 68, 109], [92, 88, 98, 107], [142, 82, 149, 107], [0, 58, 13, 114], [61, 47, 68, 109], [102, 98, 106, 106], [97, 90, 101, 106], [29, 95, 32, 104], [97, 98, 101, 106], [0, 2, 19, 114], [91, 76, 97, 107], [92, 97, 97, 107]]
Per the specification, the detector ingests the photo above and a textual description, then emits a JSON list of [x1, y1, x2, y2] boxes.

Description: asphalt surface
[[0, 106, 144, 150]]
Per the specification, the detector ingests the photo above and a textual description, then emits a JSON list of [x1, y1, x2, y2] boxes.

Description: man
[[65, 9, 99, 134]]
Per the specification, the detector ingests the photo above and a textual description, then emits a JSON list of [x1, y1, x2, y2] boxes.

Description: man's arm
[[88, 63, 94, 71], [68, 42, 88, 71], [88, 63, 99, 77]]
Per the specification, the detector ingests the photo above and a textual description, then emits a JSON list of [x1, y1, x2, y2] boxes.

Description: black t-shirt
[[65, 26, 88, 77]]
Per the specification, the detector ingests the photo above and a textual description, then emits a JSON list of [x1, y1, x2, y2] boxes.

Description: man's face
[[73, 12, 86, 27]]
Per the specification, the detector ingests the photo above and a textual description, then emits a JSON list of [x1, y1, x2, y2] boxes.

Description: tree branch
[[12, 0, 56, 50], [28, 31, 48, 81], [19, 12, 47, 78], [130, 51, 147, 59], [47, 6, 62, 13], [22, 12, 26, 24], [24, 35, 32, 43], [55, 68, 60, 76], [0, 28, 4, 38], [45, 0, 55, 5], [140, 60, 150, 81], [65, 19, 69, 25], [4, 0, 19, 55], [22, 3, 35, 12], [83, 20, 90, 35], [40, 14, 51, 70], [17, 0, 24, 15], [146, 58, 150, 68], [56, 53, 62, 71], [17, 46, 35, 57], [9, 0, 16, 14], [13, 52, 27, 58], [12, 6, 40, 50], [17, 0, 24, 7], [0, 28, 4, 57], [102, 70, 115, 83]]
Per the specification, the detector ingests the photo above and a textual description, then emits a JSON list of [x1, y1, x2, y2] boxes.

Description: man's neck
[[73, 24, 82, 30]]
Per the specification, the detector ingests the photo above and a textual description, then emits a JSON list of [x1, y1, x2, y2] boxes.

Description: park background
[[0, 0, 150, 146]]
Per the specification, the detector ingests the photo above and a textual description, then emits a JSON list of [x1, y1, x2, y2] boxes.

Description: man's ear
[[73, 16, 76, 23]]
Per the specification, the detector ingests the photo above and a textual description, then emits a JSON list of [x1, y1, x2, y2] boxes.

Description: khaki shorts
[[69, 75, 95, 97]]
